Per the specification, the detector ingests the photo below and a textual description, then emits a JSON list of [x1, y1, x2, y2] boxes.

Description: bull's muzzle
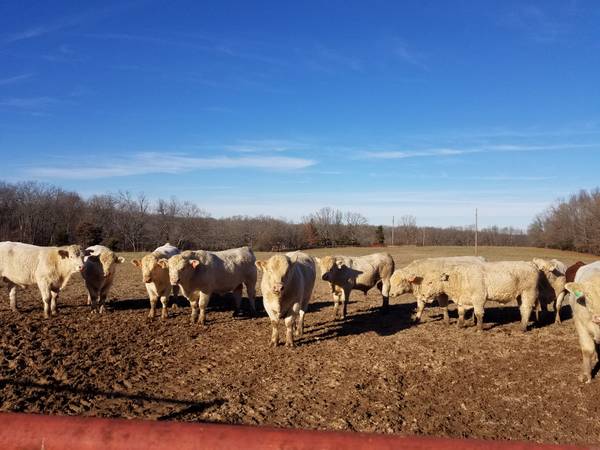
[[321, 273, 330, 282], [272, 284, 284, 295], [144, 277, 152, 284], [593, 315, 600, 324]]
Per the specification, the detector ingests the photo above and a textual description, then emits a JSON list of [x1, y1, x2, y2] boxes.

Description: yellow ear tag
[[574, 290, 584, 298]]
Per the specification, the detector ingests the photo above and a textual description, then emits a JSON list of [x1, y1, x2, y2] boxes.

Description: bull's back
[[482, 261, 537, 301], [0, 242, 41, 284], [290, 252, 316, 297], [575, 261, 600, 283], [206, 248, 256, 290]]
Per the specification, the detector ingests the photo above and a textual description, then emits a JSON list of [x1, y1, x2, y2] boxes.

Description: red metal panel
[[0, 412, 585, 450]]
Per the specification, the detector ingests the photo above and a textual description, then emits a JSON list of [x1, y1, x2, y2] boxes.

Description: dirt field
[[1, 246, 599, 445]]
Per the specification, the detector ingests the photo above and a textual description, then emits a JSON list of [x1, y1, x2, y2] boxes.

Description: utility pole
[[475, 208, 478, 256], [391, 216, 394, 246]]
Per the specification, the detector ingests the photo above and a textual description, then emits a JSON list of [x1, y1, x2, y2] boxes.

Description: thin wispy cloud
[[0, 96, 60, 109], [224, 139, 308, 153], [0, 73, 33, 85], [388, 37, 427, 69], [357, 143, 596, 159], [306, 44, 363, 73], [43, 44, 84, 63], [25, 152, 317, 179], [2, 3, 140, 44], [83, 32, 290, 68], [503, 5, 570, 43]]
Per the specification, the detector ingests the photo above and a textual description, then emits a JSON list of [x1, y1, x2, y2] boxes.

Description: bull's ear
[[255, 260, 267, 271], [407, 274, 422, 284], [157, 259, 169, 269], [440, 273, 449, 281], [190, 259, 201, 269], [532, 258, 543, 270], [58, 249, 69, 259], [131, 259, 141, 268], [116, 256, 125, 264], [84, 249, 93, 257], [565, 282, 584, 298]]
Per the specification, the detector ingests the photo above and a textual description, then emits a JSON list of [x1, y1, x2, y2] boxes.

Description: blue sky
[[1, 0, 599, 228]]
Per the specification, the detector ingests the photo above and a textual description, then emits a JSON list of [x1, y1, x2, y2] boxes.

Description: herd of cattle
[[0, 241, 599, 383]]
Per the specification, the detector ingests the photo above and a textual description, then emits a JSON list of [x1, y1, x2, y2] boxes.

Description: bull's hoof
[[51, 310, 58, 316], [161, 312, 168, 320], [270, 340, 279, 347], [580, 373, 592, 384], [285, 341, 295, 348]]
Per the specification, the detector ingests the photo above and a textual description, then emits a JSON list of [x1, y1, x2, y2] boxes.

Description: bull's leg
[[38, 284, 52, 319], [99, 293, 107, 314], [189, 292, 200, 324], [457, 305, 466, 328], [473, 304, 485, 332], [519, 294, 535, 332], [576, 321, 596, 383], [341, 288, 351, 319], [148, 294, 158, 318], [171, 284, 179, 301], [198, 292, 210, 326], [414, 299, 426, 323], [296, 309, 306, 337], [332, 290, 342, 320], [284, 315, 295, 347], [270, 319, 279, 347], [170, 285, 179, 310], [232, 284, 243, 317], [159, 295, 169, 319], [437, 296, 450, 325], [554, 291, 566, 324], [99, 286, 109, 314], [381, 279, 391, 312], [88, 288, 99, 313], [245, 281, 257, 316], [50, 290, 59, 316], [8, 284, 18, 312]]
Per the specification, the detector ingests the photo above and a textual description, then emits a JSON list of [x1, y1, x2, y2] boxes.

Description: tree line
[[0, 180, 529, 252], [528, 188, 600, 255]]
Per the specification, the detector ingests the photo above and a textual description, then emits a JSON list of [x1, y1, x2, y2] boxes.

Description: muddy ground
[[1, 246, 599, 445]]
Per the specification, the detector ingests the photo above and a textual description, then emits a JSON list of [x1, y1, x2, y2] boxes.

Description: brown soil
[[1, 246, 599, 445]]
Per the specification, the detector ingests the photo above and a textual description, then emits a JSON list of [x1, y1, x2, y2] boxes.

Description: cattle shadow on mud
[[110, 294, 260, 316], [439, 304, 570, 331], [109, 295, 190, 312], [0, 377, 224, 420], [305, 300, 415, 342]]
